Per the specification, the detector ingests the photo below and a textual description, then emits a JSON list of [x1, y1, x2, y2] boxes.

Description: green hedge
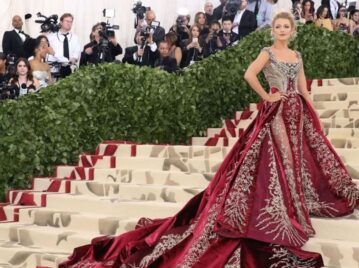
[[0, 25, 358, 197]]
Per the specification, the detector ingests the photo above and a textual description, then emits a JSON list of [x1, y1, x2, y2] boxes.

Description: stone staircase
[[0, 77, 358, 267]]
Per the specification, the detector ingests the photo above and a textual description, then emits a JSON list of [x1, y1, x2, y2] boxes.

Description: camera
[[132, 1, 150, 20], [35, 12, 60, 33], [99, 21, 119, 40], [224, 0, 241, 17], [0, 82, 17, 100]]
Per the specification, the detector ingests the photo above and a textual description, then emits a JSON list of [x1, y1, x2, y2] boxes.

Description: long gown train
[[59, 47, 359, 268]]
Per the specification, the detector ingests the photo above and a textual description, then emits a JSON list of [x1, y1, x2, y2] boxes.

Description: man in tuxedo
[[230, 0, 257, 40], [2, 15, 30, 59], [218, 17, 239, 49], [213, 0, 228, 21], [322, 0, 341, 19]]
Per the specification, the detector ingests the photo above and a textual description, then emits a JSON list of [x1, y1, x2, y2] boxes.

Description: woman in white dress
[[29, 35, 54, 89]]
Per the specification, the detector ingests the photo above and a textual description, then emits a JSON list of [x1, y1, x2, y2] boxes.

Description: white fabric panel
[[0, 0, 221, 54]]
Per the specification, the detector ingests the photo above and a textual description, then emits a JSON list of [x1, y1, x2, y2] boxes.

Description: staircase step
[[45, 194, 183, 219], [96, 143, 229, 158], [304, 237, 359, 268], [312, 92, 359, 102], [311, 84, 359, 94], [15, 209, 138, 235], [0, 242, 68, 267], [313, 100, 359, 110], [35, 169, 214, 187], [78, 156, 222, 173]]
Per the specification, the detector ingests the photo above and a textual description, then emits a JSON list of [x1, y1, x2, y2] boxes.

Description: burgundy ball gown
[[59, 47, 359, 268]]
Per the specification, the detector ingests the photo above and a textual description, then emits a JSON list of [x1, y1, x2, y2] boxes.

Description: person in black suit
[[218, 17, 239, 49], [227, 0, 257, 40], [144, 10, 165, 45], [2, 15, 30, 59], [213, 0, 228, 21], [80, 22, 122, 65], [122, 31, 157, 67], [321, 0, 340, 19]]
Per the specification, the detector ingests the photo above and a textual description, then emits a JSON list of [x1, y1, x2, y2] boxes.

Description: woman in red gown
[[60, 12, 359, 268]]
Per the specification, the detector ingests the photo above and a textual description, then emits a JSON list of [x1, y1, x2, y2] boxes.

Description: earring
[[290, 32, 297, 42], [270, 31, 275, 41]]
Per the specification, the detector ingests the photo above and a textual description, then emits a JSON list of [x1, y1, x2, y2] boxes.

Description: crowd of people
[[0, 0, 358, 100]]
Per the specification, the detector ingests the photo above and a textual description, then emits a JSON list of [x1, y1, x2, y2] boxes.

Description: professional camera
[[132, 1, 150, 20], [35, 12, 60, 33], [0, 82, 17, 100], [5, 54, 16, 77], [224, 0, 241, 17]]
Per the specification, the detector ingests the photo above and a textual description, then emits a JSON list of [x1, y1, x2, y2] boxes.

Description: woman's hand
[[266, 92, 288, 103]]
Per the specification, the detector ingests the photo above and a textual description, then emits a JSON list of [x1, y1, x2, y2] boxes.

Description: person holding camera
[[169, 15, 191, 48], [80, 22, 122, 66], [2, 15, 30, 60], [122, 30, 157, 67], [181, 24, 203, 67], [154, 41, 178, 73], [203, 21, 222, 58], [47, 13, 81, 77], [217, 17, 239, 49], [0, 53, 9, 85]]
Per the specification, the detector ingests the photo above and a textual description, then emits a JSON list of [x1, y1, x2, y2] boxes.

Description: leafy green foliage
[[0, 25, 358, 198]]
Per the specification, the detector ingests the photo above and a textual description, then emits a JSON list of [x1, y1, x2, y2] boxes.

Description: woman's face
[[338, 8, 346, 17], [191, 26, 200, 38], [353, 11, 359, 22], [272, 18, 294, 42], [197, 14, 206, 25], [38, 38, 49, 57], [304, 1, 311, 11], [17, 60, 28, 76], [321, 7, 328, 18]]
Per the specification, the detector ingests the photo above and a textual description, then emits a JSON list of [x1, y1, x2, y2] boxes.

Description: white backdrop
[[0, 0, 222, 53]]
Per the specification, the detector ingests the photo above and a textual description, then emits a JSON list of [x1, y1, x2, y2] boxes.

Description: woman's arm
[[244, 50, 287, 103], [174, 47, 182, 66]]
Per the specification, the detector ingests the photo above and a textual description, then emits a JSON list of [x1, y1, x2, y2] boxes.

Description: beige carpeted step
[[0, 244, 68, 267], [311, 84, 359, 94], [35, 169, 214, 187], [312, 92, 359, 102], [304, 237, 359, 268], [45, 194, 183, 219]]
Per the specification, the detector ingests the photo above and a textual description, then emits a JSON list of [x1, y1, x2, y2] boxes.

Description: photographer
[[47, 13, 81, 77], [169, 15, 191, 48], [122, 30, 157, 67], [80, 22, 122, 65], [0, 53, 10, 85], [203, 21, 222, 58], [140, 10, 165, 45]]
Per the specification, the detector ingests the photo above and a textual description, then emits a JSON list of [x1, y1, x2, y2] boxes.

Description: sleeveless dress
[[32, 70, 49, 89], [59, 47, 359, 268]]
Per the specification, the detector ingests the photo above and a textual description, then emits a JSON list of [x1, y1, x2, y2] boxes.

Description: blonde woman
[[61, 12, 358, 268]]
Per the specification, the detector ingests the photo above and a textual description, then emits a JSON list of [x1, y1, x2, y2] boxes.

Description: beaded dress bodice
[[262, 47, 302, 94]]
